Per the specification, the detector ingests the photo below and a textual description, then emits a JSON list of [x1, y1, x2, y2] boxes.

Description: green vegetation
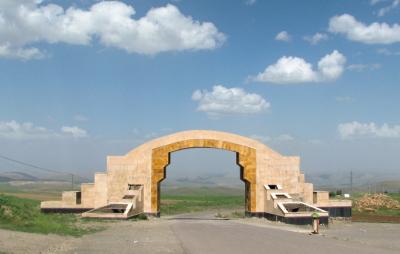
[[160, 194, 244, 215], [0, 181, 74, 200], [0, 194, 102, 236], [0, 183, 23, 193], [161, 185, 243, 196], [133, 213, 148, 220], [388, 193, 400, 202], [160, 186, 245, 215]]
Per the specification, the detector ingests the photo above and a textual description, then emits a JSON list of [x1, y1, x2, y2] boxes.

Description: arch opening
[[159, 148, 246, 215], [151, 139, 257, 215]]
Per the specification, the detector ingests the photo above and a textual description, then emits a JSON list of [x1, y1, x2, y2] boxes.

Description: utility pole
[[350, 171, 353, 195], [71, 173, 74, 190]]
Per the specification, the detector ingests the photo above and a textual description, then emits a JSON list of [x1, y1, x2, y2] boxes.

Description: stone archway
[[151, 139, 256, 215], [43, 130, 345, 224]]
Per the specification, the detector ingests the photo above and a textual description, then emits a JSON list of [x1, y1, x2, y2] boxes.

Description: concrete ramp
[[263, 184, 329, 224], [82, 185, 144, 219]]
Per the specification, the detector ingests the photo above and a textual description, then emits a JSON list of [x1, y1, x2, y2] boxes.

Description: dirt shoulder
[[0, 228, 74, 254], [0, 219, 184, 254]]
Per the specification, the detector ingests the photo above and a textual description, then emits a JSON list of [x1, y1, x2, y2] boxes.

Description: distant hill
[[307, 172, 400, 193], [0, 171, 38, 182], [0, 176, 12, 182], [0, 170, 90, 184]]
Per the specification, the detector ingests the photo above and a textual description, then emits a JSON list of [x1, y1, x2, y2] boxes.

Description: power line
[[0, 153, 89, 181], [0, 154, 68, 175]]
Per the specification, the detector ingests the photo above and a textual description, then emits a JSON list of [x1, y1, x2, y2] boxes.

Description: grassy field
[[0, 194, 102, 236], [160, 194, 244, 215], [160, 186, 244, 215], [0, 181, 74, 201], [160, 186, 245, 215]]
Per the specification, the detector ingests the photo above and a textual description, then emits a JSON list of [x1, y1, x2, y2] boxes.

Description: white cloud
[[303, 33, 328, 45], [252, 57, 316, 84], [251, 50, 346, 84], [377, 0, 400, 16], [338, 121, 400, 139], [61, 126, 88, 138], [317, 50, 347, 80], [0, 120, 89, 139], [0, 1, 225, 59], [0, 43, 44, 60], [245, 0, 257, 5], [192, 85, 270, 116], [275, 31, 291, 42], [0, 120, 57, 140], [329, 14, 400, 44], [347, 63, 381, 71]]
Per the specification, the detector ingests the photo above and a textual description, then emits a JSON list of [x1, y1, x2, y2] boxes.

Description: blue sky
[[0, 0, 400, 181]]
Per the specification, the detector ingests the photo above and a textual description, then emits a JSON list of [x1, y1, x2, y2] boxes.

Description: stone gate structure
[[41, 130, 351, 224]]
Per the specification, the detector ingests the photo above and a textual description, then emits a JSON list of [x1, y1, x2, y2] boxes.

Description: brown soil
[[355, 194, 400, 212]]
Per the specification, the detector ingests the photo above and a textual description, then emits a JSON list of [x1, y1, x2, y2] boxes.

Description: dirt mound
[[355, 194, 400, 212]]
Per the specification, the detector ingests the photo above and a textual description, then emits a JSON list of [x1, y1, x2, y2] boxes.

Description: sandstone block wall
[[42, 130, 323, 215]]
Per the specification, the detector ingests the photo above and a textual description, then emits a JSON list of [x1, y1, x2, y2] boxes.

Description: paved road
[[1, 213, 400, 253], [168, 214, 399, 254]]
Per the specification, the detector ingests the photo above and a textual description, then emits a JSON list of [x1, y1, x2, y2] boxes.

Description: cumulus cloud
[[251, 50, 346, 84], [317, 50, 347, 80], [61, 126, 88, 138], [275, 31, 291, 42], [338, 121, 400, 139], [0, 43, 44, 60], [303, 33, 328, 45], [0, 120, 57, 140], [0, 1, 225, 59], [192, 85, 270, 116], [0, 120, 88, 139], [329, 14, 400, 44]]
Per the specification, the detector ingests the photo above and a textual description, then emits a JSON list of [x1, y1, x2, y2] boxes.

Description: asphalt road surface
[[1, 213, 399, 254], [168, 213, 399, 254]]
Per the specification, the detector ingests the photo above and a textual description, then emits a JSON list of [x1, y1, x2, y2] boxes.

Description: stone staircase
[[263, 184, 328, 224], [81, 185, 144, 219]]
